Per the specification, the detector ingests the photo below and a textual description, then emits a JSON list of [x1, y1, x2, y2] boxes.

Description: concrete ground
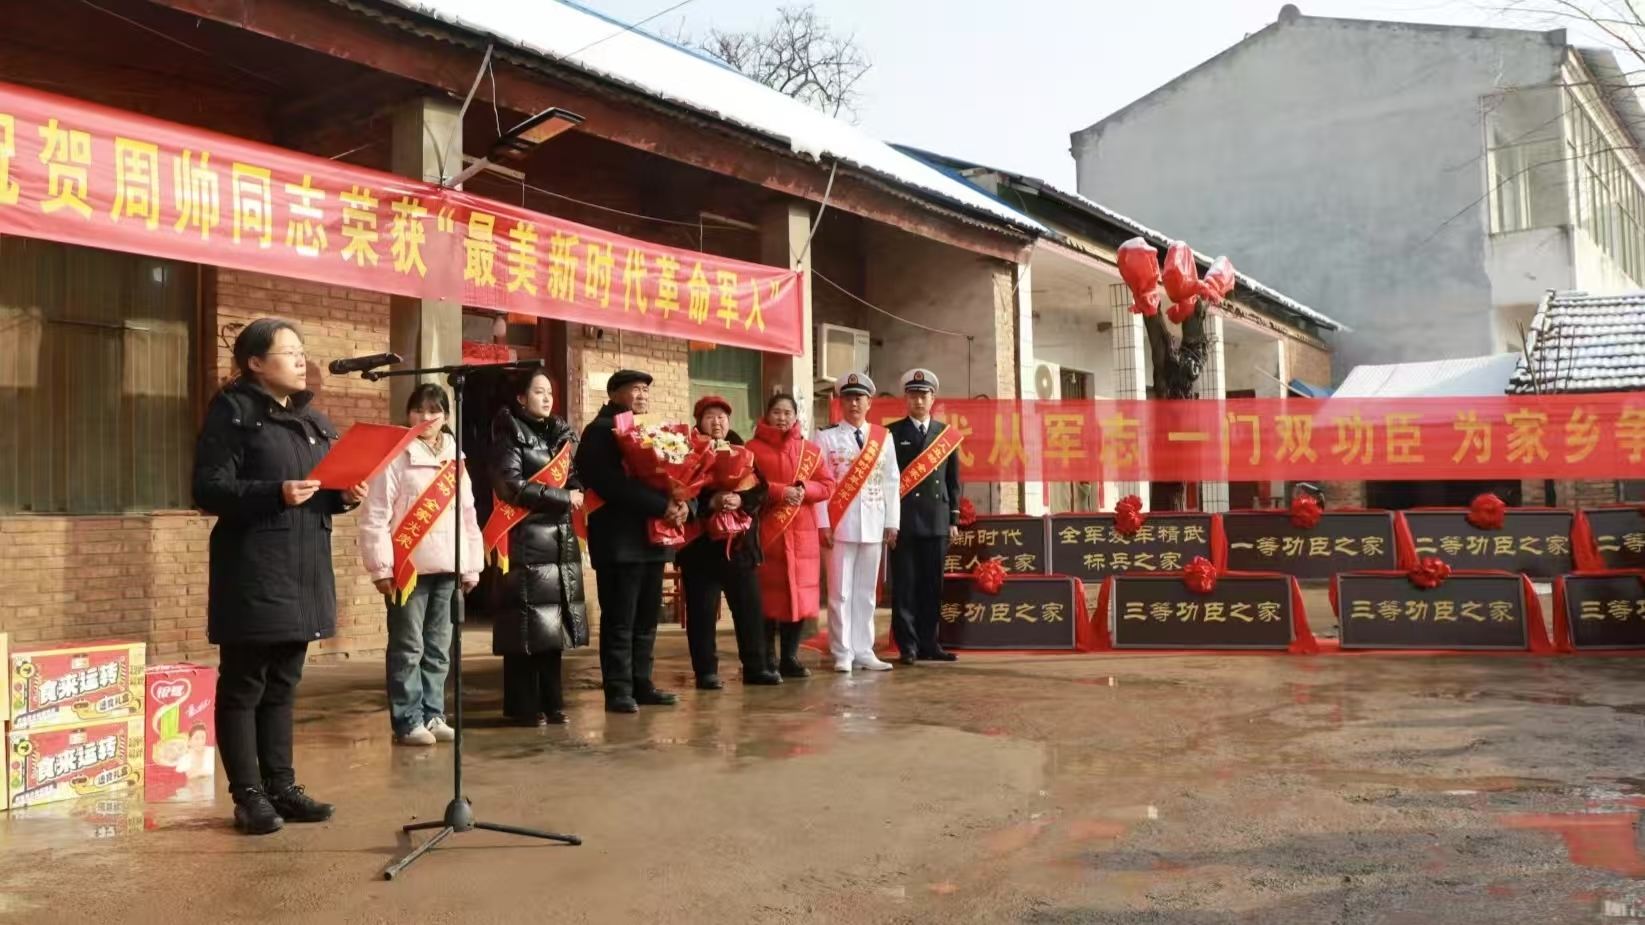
[[4, 587, 1645, 924]]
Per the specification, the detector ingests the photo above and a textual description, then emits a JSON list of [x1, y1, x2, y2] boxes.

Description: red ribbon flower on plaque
[[972, 556, 1008, 596], [1117, 237, 1162, 317], [1466, 493, 1507, 531], [1289, 493, 1323, 530], [1183, 556, 1218, 595], [1114, 494, 1147, 537], [958, 497, 978, 528], [1408, 556, 1452, 590]]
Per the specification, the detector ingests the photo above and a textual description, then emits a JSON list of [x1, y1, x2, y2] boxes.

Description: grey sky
[[582, 0, 1592, 190]]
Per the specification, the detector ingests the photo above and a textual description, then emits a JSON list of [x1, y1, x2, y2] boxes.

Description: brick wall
[[1325, 481, 1367, 509], [1285, 337, 1333, 389], [1522, 479, 1619, 508], [565, 327, 692, 426], [0, 270, 394, 664]]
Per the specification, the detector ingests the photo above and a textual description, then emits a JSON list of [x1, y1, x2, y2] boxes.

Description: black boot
[[232, 788, 284, 836], [764, 623, 782, 674], [634, 688, 678, 706], [605, 696, 639, 714], [266, 783, 334, 824], [696, 674, 724, 691], [778, 623, 810, 678], [743, 667, 784, 686]]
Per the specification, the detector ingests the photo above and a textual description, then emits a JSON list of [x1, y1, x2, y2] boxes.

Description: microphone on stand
[[328, 352, 403, 375]]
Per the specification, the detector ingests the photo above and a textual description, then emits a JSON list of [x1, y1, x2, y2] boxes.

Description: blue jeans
[[385, 573, 456, 736]]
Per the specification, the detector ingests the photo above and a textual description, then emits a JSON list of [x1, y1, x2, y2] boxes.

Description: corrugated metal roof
[[1509, 291, 1645, 394], [1336, 354, 1522, 398], [362, 0, 1046, 235]]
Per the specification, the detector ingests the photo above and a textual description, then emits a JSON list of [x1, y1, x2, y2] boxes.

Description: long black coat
[[192, 379, 352, 646], [574, 401, 676, 569], [677, 430, 767, 572], [490, 407, 588, 654]]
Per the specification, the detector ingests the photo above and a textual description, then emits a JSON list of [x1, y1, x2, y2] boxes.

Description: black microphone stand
[[355, 357, 582, 880]]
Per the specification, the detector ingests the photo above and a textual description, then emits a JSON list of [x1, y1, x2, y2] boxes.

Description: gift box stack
[[2, 635, 219, 813]]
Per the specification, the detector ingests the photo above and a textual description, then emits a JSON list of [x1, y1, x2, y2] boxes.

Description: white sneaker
[[425, 718, 456, 743], [855, 656, 894, 672], [395, 726, 437, 747], [833, 659, 853, 673]]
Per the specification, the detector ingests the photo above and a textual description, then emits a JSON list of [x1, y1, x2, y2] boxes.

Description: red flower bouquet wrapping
[[616, 422, 715, 546], [958, 497, 978, 528], [1289, 494, 1322, 530], [1114, 494, 1147, 537], [1467, 493, 1507, 531], [1409, 556, 1452, 590], [1183, 556, 1218, 595], [702, 440, 760, 542], [972, 556, 1008, 595], [1117, 237, 1161, 317]]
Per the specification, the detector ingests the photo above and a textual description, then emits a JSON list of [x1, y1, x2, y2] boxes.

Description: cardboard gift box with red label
[[143, 664, 217, 803], [8, 641, 146, 731], [6, 717, 145, 810]]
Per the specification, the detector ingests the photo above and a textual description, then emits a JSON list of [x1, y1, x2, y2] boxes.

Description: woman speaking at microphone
[[193, 318, 367, 836]]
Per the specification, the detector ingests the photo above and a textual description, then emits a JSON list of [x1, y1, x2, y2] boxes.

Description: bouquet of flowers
[[702, 439, 760, 542], [616, 422, 716, 546]]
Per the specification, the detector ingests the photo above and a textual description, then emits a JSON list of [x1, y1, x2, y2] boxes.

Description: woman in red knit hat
[[676, 394, 784, 688]]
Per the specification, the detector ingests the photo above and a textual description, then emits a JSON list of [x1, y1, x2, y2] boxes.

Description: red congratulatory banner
[[845, 395, 1645, 483], [0, 82, 803, 354]]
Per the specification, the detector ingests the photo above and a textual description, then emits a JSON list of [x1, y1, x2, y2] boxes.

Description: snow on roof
[[1335, 354, 1522, 398], [375, 0, 1045, 233], [1509, 291, 1645, 394]]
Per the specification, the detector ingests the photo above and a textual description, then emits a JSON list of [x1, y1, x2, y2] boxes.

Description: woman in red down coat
[[748, 393, 834, 678]]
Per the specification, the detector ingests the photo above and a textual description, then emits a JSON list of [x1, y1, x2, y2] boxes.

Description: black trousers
[[596, 560, 665, 700], [679, 546, 768, 678], [891, 535, 949, 657], [502, 652, 564, 718], [216, 641, 309, 796], [764, 621, 805, 670]]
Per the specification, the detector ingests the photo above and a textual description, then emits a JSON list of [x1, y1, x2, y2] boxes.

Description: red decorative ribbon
[[1408, 556, 1452, 590], [972, 557, 1007, 596], [958, 497, 978, 528], [1183, 556, 1218, 595], [1466, 493, 1507, 531], [1114, 494, 1147, 537], [1289, 494, 1322, 530]]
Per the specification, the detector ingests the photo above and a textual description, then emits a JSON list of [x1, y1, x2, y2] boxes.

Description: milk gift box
[[143, 664, 217, 803]]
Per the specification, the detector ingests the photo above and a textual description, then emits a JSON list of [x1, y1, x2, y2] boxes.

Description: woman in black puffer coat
[[491, 368, 588, 726]]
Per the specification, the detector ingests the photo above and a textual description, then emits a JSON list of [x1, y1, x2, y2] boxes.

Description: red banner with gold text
[[836, 396, 1645, 483], [0, 82, 803, 354]]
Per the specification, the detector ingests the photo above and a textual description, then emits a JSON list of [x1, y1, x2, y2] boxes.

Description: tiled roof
[[1508, 292, 1645, 394]]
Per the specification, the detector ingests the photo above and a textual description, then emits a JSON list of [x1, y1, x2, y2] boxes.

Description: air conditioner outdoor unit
[[817, 323, 871, 382], [1031, 360, 1062, 400]]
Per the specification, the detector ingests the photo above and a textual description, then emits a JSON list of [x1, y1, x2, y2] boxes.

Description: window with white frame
[[1566, 90, 1645, 285]]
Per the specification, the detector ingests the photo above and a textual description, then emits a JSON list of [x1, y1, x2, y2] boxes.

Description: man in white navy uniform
[[813, 371, 900, 673]]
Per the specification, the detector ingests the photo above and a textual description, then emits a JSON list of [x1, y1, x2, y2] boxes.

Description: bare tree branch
[[678, 4, 871, 122]]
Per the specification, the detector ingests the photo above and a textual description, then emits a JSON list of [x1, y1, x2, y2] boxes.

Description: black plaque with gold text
[[1559, 573, 1645, 649], [1047, 513, 1215, 582], [943, 515, 1049, 575], [1336, 573, 1528, 650], [1581, 509, 1645, 571], [1109, 574, 1294, 649], [1222, 511, 1397, 579], [937, 575, 1082, 650], [1402, 510, 1574, 579]]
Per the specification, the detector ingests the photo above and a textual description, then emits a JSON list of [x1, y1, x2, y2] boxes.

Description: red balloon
[[1162, 241, 1201, 321]]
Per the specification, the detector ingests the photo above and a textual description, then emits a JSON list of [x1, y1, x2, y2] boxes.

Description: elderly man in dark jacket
[[575, 369, 690, 713]]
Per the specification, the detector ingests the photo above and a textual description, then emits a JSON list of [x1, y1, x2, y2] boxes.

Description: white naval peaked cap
[[836, 371, 875, 396]]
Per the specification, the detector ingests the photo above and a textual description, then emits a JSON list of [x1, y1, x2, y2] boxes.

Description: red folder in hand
[[307, 423, 428, 490]]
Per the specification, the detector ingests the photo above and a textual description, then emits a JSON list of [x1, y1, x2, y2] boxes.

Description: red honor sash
[[898, 423, 963, 498], [825, 424, 888, 527], [483, 442, 572, 574], [390, 460, 458, 604], [761, 441, 822, 551]]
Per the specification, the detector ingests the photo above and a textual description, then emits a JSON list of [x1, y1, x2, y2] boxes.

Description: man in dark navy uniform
[[887, 368, 962, 664]]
